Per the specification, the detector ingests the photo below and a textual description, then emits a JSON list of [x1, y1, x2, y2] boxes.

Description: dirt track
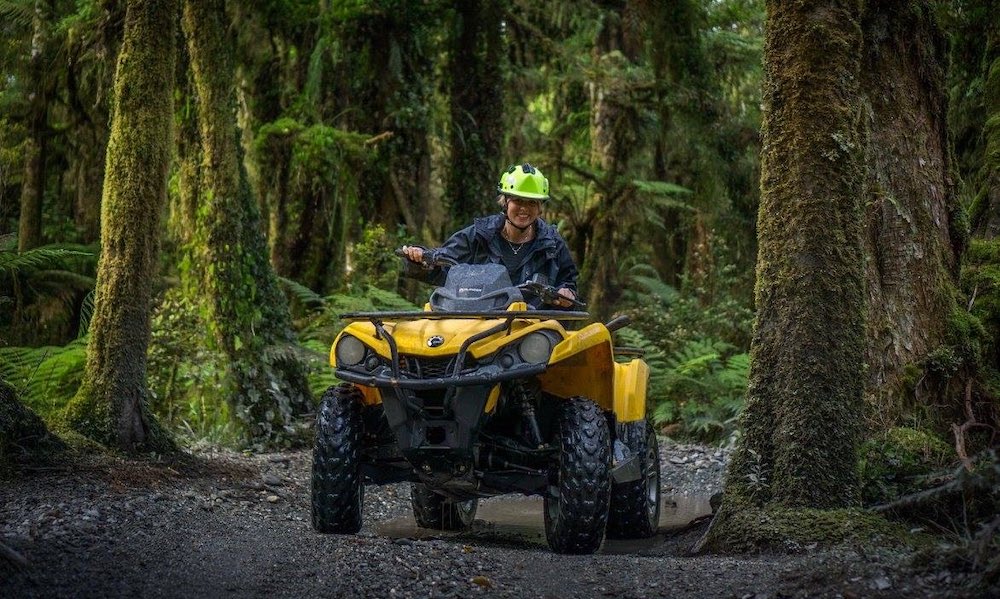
[[0, 447, 978, 598]]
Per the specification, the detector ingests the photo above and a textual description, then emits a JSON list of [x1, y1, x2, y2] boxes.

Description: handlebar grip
[[605, 314, 631, 332]]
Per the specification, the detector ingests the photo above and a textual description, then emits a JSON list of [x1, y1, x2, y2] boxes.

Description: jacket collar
[[474, 213, 557, 247]]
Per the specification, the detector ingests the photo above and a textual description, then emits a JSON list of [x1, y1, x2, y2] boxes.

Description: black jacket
[[404, 214, 579, 308]]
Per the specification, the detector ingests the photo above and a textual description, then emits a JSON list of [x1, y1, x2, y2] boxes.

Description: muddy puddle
[[377, 495, 713, 554]]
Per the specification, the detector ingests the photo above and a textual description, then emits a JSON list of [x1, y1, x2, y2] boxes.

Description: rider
[[400, 163, 579, 309]]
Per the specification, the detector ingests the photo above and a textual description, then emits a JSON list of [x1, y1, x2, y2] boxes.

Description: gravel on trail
[[0, 439, 977, 599]]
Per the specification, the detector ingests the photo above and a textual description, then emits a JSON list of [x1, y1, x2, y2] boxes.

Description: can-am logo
[[427, 335, 445, 348]]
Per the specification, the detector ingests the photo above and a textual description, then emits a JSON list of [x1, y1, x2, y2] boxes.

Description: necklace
[[502, 227, 531, 255]]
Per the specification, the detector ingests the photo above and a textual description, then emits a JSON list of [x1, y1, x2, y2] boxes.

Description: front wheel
[[311, 384, 364, 534], [606, 420, 661, 539], [543, 397, 611, 554], [410, 484, 478, 530]]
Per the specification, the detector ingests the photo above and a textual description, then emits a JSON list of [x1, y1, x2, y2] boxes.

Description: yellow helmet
[[497, 163, 549, 200]]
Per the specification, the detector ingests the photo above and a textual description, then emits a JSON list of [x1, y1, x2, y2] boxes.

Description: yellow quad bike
[[311, 257, 660, 554]]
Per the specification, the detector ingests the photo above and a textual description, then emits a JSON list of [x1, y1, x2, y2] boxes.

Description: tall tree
[[702, 0, 967, 550], [447, 0, 505, 230], [63, 0, 176, 452], [17, 0, 55, 251], [182, 0, 311, 443], [578, 0, 645, 320], [701, 0, 868, 548]]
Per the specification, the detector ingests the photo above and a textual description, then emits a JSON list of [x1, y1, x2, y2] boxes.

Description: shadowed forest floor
[[0, 447, 984, 598]]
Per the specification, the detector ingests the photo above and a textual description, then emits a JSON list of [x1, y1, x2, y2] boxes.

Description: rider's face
[[505, 197, 541, 228]]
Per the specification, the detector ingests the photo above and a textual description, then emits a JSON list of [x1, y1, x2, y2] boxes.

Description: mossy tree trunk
[[703, 0, 966, 552], [580, 1, 643, 320], [182, 0, 311, 444], [447, 0, 504, 231], [63, 0, 177, 453], [859, 1, 964, 428], [17, 0, 54, 252], [701, 0, 867, 550]]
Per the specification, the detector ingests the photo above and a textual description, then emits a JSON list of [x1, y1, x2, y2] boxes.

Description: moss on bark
[[705, 0, 972, 553], [1, 380, 64, 466], [721, 0, 867, 513], [182, 0, 311, 445], [63, 0, 177, 453], [698, 499, 926, 554]]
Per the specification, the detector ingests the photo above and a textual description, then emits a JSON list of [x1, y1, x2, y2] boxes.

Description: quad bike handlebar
[[396, 247, 585, 310], [395, 246, 458, 269], [517, 280, 587, 310]]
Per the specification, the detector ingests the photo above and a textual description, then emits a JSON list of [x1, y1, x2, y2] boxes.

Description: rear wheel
[[311, 384, 364, 534], [543, 397, 611, 554], [606, 420, 661, 539], [410, 484, 478, 530]]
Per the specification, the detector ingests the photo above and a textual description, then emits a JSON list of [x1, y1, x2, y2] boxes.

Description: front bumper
[[335, 363, 547, 389]]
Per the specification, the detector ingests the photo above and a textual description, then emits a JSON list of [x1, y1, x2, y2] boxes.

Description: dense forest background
[[1, 0, 773, 446], [0, 0, 997, 567]]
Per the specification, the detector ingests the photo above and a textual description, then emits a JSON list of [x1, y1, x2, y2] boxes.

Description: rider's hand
[[401, 245, 424, 263], [555, 288, 575, 308]]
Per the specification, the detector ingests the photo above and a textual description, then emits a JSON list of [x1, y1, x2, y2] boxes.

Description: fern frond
[[278, 276, 326, 309], [0, 0, 34, 31], [27, 269, 97, 290], [0, 246, 93, 277], [77, 290, 95, 338], [627, 274, 679, 305], [364, 286, 420, 311], [0, 340, 88, 417]]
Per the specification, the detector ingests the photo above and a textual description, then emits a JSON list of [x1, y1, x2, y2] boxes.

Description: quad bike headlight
[[518, 332, 553, 365], [335, 334, 366, 366]]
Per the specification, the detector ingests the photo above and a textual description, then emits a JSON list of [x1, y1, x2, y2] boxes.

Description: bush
[[859, 427, 955, 505]]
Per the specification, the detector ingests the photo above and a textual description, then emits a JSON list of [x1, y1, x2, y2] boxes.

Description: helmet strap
[[501, 197, 535, 232], [506, 217, 533, 232]]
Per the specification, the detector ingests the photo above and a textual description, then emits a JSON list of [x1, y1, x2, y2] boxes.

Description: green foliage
[[0, 339, 88, 421], [349, 223, 401, 291], [298, 286, 419, 347], [652, 338, 749, 442], [623, 259, 754, 355], [615, 253, 753, 442], [0, 241, 96, 345], [147, 290, 235, 445], [859, 427, 956, 505]]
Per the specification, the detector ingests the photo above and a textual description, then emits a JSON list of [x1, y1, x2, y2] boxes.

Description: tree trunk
[[581, 1, 642, 320], [702, 0, 966, 552], [447, 0, 504, 230], [701, 0, 867, 551], [182, 0, 311, 443], [71, 128, 106, 244], [63, 0, 177, 453], [859, 1, 964, 427], [17, 0, 53, 252]]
